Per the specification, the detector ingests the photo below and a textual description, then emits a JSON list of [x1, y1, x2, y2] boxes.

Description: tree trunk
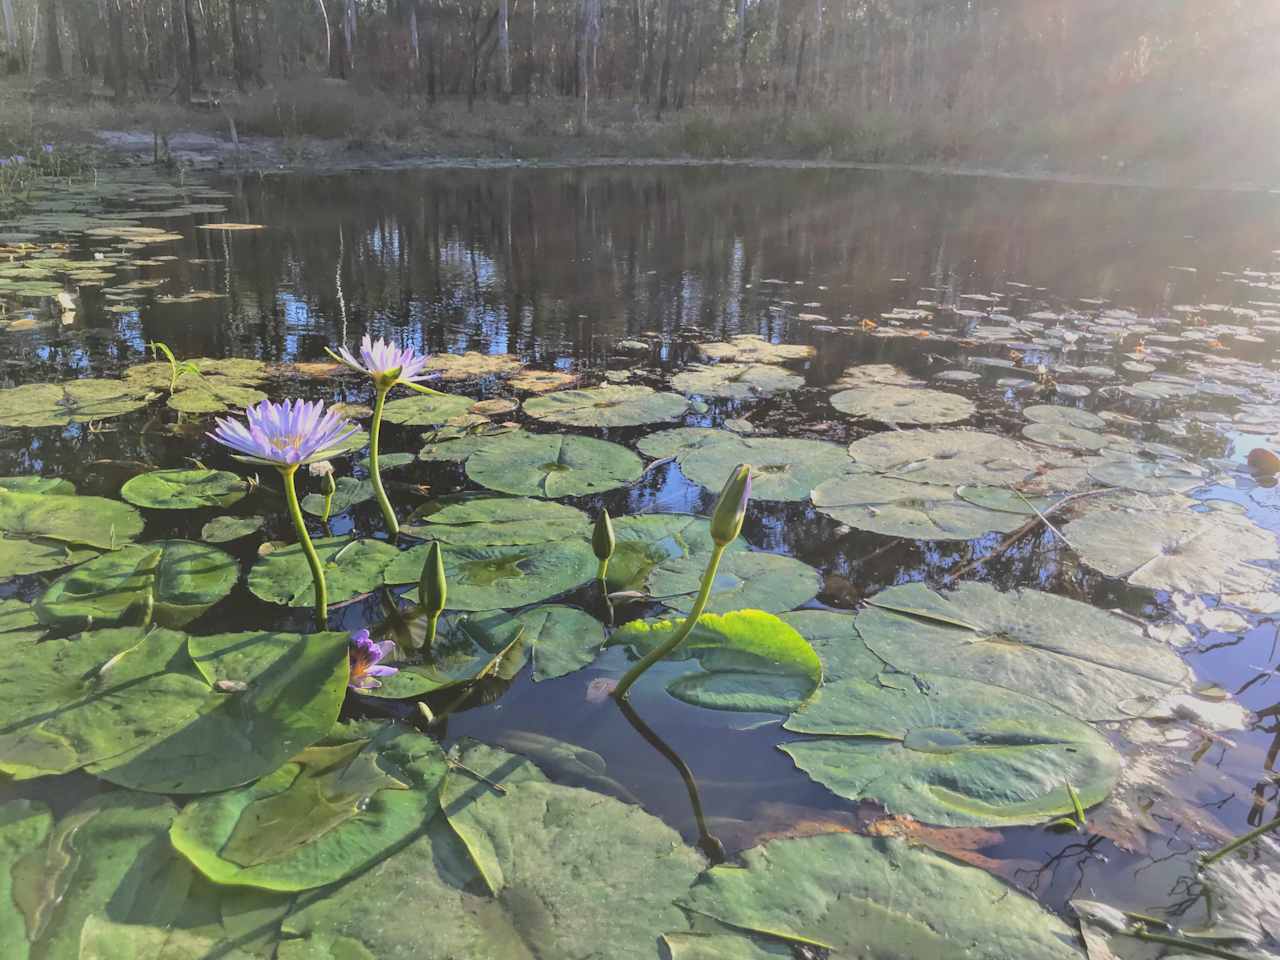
[[1, 0, 19, 72], [171, 0, 190, 101], [733, 0, 745, 101], [497, 0, 509, 100], [575, 0, 588, 132], [42, 0, 62, 78], [228, 0, 244, 91], [342, 0, 353, 75], [184, 0, 199, 90], [655, 0, 675, 117], [524, 0, 535, 101]]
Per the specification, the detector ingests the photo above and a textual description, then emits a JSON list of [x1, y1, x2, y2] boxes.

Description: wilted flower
[[209, 399, 358, 468], [348, 629, 398, 690], [328, 335, 432, 388]]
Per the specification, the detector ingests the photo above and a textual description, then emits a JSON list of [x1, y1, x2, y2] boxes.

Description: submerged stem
[[369, 383, 398, 539], [613, 542, 726, 701], [1201, 813, 1280, 866], [281, 465, 328, 631]]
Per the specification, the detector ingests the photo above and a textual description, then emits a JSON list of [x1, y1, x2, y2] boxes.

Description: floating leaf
[[1086, 456, 1206, 495], [1023, 422, 1109, 451], [1023, 404, 1105, 430], [698, 335, 815, 363], [465, 431, 643, 498], [170, 722, 447, 891], [0, 490, 142, 558], [523, 384, 690, 427], [658, 550, 821, 615], [605, 513, 748, 596], [830, 384, 975, 426], [124, 358, 269, 415], [676, 833, 1081, 959], [301, 476, 372, 516], [635, 426, 727, 461], [0, 475, 75, 495], [671, 363, 803, 400], [0, 598, 42, 643], [196, 222, 265, 230], [422, 351, 523, 380], [856, 581, 1190, 721], [847, 428, 1047, 487], [779, 609, 884, 682], [121, 468, 247, 510], [89, 629, 348, 793], [367, 609, 526, 698], [37, 540, 238, 630], [380, 392, 475, 427], [509, 368, 578, 392], [249, 537, 399, 608], [783, 671, 1120, 826], [813, 472, 1034, 540], [509, 604, 606, 680], [0, 380, 150, 428], [611, 610, 822, 713], [201, 515, 265, 543], [417, 424, 521, 462], [402, 494, 589, 546]]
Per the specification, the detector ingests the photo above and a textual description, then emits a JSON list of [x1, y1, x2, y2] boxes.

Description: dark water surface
[[6, 163, 1280, 937]]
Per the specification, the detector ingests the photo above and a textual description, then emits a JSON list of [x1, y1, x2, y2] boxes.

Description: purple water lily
[[348, 629, 399, 690], [328, 334, 432, 385], [208, 398, 358, 468]]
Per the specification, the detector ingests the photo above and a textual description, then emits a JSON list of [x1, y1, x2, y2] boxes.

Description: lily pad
[[847, 429, 1047, 488], [422, 351, 523, 380], [301, 476, 373, 516], [170, 722, 448, 891], [380, 392, 475, 427], [610, 610, 822, 713], [277, 742, 705, 960], [124, 358, 269, 415], [677, 833, 1081, 959], [465, 432, 643, 498], [635, 426, 727, 461], [37, 540, 238, 630], [1063, 495, 1279, 594], [0, 475, 75, 495], [402, 495, 589, 546], [783, 671, 1120, 826], [523, 384, 689, 427], [0, 599, 42, 643], [830, 384, 975, 426], [367, 609, 527, 697], [658, 550, 821, 615], [1023, 422, 1109, 452], [698, 335, 815, 363], [0, 380, 151, 428], [1087, 456, 1206, 495], [854, 581, 1190, 721], [385, 538, 597, 610], [671, 363, 803, 400], [89, 629, 349, 793], [201, 515, 265, 543], [509, 604, 606, 680], [417, 424, 522, 463], [1023, 404, 1105, 430], [0, 490, 142, 552], [812, 473, 1033, 540], [121, 468, 247, 510], [605, 513, 749, 597], [249, 537, 399, 608]]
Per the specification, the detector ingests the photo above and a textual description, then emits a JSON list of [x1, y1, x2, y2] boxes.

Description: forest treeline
[[1, 1, 1277, 176]]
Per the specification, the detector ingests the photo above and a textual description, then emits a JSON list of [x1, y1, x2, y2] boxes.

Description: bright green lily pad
[[856, 581, 1190, 721], [402, 494, 589, 545], [677, 833, 1082, 959], [274, 742, 704, 959], [417, 424, 522, 463], [0, 379, 151, 428], [0, 475, 75, 495], [671, 363, 803, 400], [385, 538, 597, 610], [89, 629, 349, 793], [523, 384, 689, 427], [0, 599, 42, 643], [0, 799, 51, 958], [301, 476, 373, 516], [783, 670, 1121, 826], [465, 431, 643, 498], [201, 515, 265, 543], [779, 609, 885, 682], [830, 384, 975, 426], [379, 392, 475, 427], [0, 489, 143, 552], [611, 610, 822, 713], [658, 550, 821, 615], [37, 540, 239, 629], [121, 468, 247, 510], [249, 537, 399, 607], [171, 722, 448, 891], [0, 627, 210, 779]]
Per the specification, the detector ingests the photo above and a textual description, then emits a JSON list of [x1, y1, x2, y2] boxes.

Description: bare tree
[[497, 0, 509, 100], [41, 0, 61, 77]]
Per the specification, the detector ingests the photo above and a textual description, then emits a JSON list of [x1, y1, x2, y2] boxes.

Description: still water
[[5, 163, 1280, 948]]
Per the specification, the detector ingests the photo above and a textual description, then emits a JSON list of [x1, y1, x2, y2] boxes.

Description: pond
[[1, 161, 1279, 958]]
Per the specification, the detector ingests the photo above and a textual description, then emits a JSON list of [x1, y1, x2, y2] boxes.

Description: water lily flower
[[42, 144, 53, 154], [348, 629, 399, 690], [209, 399, 359, 630]]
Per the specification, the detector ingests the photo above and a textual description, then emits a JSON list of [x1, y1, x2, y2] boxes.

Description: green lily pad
[[0, 627, 210, 779], [1063, 495, 1279, 594], [0, 599, 42, 643], [642, 429, 851, 502], [170, 722, 448, 891], [417, 424, 522, 463], [676, 833, 1082, 959], [402, 494, 589, 546], [847, 428, 1048, 487], [779, 609, 885, 682], [385, 538, 597, 610], [605, 513, 749, 596], [1023, 404, 1105, 430], [0, 380, 151, 428], [658, 550, 821, 615], [783, 670, 1121, 826], [201, 514, 265, 543], [1087, 456, 1206, 495], [830, 384, 975, 426], [0, 799, 52, 956], [249, 537, 399, 608], [635, 426, 727, 461], [611, 610, 822, 713], [523, 384, 690, 427], [37, 540, 239, 630], [671, 363, 804, 400], [698, 335, 815, 363], [855, 581, 1190, 721], [380, 391, 475, 427], [121, 468, 247, 510], [367, 609, 527, 697], [510, 604, 606, 681], [89, 629, 349, 793], [0, 491, 143, 563], [124, 358, 269, 415], [276, 742, 704, 959], [301, 476, 373, 516], [78, 915, 262, 960], [0, 475, 75, 495], [812, 473, 1035, 540], [422, 351, 524, 380], [465, 431, 643, 498], [1022, 422, 1109, 451]]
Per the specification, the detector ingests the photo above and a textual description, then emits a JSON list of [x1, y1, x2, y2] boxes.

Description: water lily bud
[[709, 463, 751, 546], [419, 541, 447, 615], [309, 459, 334, 479], [592, 509, 615, 563]]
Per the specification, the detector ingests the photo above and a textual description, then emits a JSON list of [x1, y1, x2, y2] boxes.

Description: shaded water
[[5, 163, 1280, 946]]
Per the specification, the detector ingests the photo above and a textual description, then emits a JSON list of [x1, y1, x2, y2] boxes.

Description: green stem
[[1202, 814, 1280, 866], [613, 543, 726, 701], [1131, 927, 1255, 960], [281, 466, 328, 631], [596, 557, 609, 583], [425, 610, 441, 651], [369, 383, 398, 539]]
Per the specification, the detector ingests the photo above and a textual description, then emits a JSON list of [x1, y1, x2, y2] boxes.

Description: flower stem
[[1201, 814, 1280, 866], [425, 610, 441, 650], [281, 465, 328, 631], [369, 383, 398, 540], [596, 557, 609, 583], [613, 543, 726, 701]]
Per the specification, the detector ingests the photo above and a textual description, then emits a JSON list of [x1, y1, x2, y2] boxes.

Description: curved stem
[[281, 465, 327, 631], [613, 543, 725, 701], [1202, 814, 1280, 866], [369, 383, 398, 540]]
